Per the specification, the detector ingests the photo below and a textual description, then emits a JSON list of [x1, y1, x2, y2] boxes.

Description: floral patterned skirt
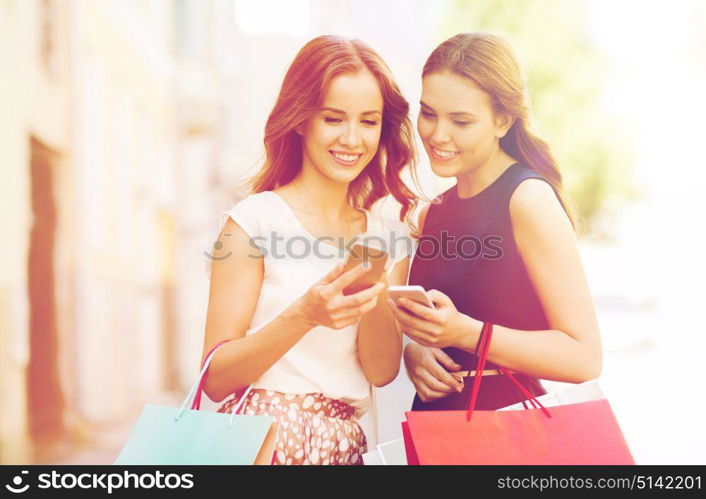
[[217, 389, 367, 465]]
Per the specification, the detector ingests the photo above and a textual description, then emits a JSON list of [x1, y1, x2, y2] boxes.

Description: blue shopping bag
[[115, 342, 276, 465]]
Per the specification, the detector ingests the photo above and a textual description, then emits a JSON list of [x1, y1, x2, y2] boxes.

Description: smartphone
[[341, 244, 389, 296], [388, 285, 435, 309]]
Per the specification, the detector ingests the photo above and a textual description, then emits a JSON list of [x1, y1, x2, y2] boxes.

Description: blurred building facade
[[2, 0, 75, 463], [0, 0, 439, 463], [0, 0, 230, 463]]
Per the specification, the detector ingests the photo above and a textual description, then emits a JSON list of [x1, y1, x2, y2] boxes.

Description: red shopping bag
[[402, 323, 634, 465], [400, 422, 420, 465]]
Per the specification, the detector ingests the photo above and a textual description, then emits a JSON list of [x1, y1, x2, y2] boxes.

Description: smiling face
[[299, 70, 384, 184], [418, 70, 512, 178]]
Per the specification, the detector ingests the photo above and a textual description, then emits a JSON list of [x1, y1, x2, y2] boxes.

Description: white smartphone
[[388, 285, 435, 309]]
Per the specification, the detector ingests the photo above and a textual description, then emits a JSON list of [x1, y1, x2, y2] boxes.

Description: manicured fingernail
[[362, 261, 371, 269]]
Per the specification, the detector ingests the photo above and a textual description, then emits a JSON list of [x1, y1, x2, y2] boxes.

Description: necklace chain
[[293, 181, 353, 243]]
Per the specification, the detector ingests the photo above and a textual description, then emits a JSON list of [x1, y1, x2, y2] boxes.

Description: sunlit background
[[1, 0, 704, 464]]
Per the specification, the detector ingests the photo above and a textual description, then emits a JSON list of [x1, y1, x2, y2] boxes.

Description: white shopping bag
[[362, 438, 407, 465], [362, 447, 383, 465], [498, 379, 604, 411]]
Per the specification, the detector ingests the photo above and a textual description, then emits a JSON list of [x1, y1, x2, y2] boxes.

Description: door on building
[[27, 136, 65, 451]]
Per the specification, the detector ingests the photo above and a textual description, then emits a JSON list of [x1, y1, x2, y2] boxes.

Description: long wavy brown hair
[[423, 33, 576, 228], [247, 35, 419, 225]]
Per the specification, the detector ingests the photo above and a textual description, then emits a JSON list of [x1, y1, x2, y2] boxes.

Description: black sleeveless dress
[[410, 163, 567, 411]]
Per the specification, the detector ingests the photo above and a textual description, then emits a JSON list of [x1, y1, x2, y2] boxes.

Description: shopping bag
[[115, 340, 278, 465], [361, 447, 384, 465], [362, 439, 408, 465], [498, 379, 604, 411], [403, 322, 634, 465], [401, 421, 420, 465]]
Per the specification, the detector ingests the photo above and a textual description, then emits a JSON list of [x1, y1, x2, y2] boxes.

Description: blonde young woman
[[391, 33, 602, 412], [201, 36, 418, 465]]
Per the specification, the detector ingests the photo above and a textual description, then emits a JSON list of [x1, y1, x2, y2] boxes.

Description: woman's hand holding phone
[[388, 288, 480, 350], [296, 260, 385, 330]]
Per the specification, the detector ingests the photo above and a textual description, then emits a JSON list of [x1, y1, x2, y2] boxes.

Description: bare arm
[[480, 179, 603, 382], [202, 217, 384, 401], [396, 180, 602, 383], [201, 218, 311, 401], [357, 256, 410, 387]]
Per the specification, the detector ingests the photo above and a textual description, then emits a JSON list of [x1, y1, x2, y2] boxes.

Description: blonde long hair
[[423, 33, 576, 227]]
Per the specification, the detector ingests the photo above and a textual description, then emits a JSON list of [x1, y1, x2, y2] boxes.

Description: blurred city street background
[[1, 0, 705, 465]]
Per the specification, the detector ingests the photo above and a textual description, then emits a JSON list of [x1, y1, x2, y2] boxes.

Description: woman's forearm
[[203, 299, 314, 402], [456, 317, 602, 383], [357, 288, 403, 387]]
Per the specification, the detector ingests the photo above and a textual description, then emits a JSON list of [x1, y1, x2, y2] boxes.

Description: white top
[[209, 191, 413, 417]]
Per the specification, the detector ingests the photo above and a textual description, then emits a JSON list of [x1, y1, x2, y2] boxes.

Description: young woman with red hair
[[200, 36, 418, 465], [392, 33, 602, 412]]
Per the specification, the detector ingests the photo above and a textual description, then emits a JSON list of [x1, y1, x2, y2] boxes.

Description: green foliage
[[439, 0, 638, 232]]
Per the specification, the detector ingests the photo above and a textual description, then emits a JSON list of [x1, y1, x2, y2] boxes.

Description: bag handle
[[175, 339, 254, 427], [191, 339, 232, 411], [465, 322, 492, 421], [465, 322, 551, 421], [499, 367, 550, 416]]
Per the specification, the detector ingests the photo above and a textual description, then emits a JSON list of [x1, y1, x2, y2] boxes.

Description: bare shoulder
[[510, 178, 558, 211], [210, 217, 264, 276], [509, 178, 571, 231], [220, 216, 258, 250]]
